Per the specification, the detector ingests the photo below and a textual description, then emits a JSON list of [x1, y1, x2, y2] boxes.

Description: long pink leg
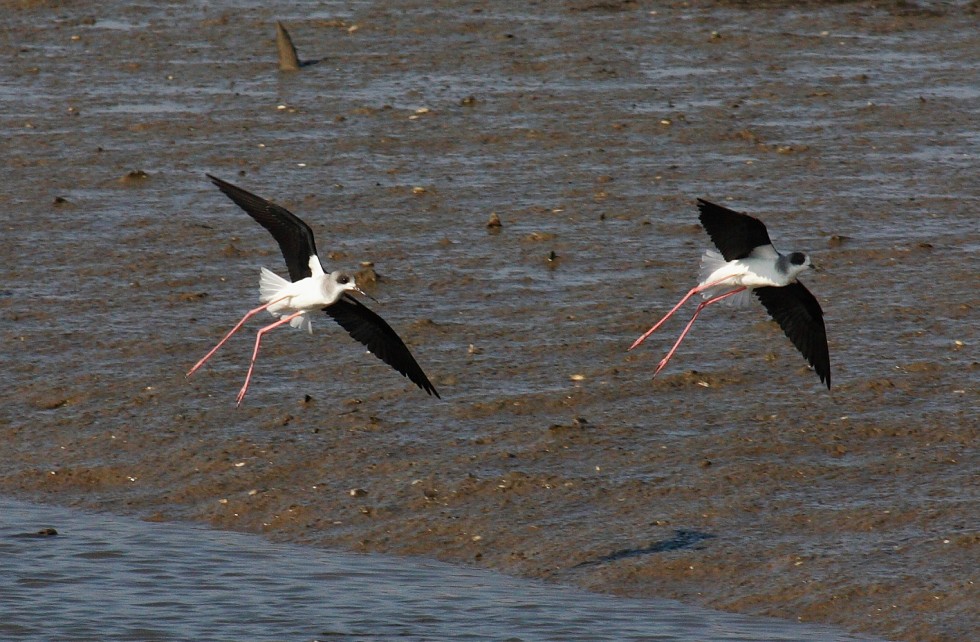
[[187, 303, 272, 377], [629, 277, 736, 351], [652, 286, 747, 378], [236, 310, 305, 407], [187, 297, 292, 377]]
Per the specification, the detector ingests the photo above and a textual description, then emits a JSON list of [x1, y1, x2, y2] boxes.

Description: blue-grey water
[[0, 498, 878, 642]]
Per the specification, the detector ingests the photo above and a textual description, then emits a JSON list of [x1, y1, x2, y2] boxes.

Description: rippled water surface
[[0, 499, 880, 642]]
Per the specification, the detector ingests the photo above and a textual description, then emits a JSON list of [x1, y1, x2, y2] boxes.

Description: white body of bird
[[189, 174, 440, 404], [629, 198, 828, 388], [256, 253, 360, 334], [697, 248, 811, 307]]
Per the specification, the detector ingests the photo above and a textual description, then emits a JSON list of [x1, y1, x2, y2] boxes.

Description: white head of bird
[[326, 271, 362, 300], [777, 251, 814, 281]]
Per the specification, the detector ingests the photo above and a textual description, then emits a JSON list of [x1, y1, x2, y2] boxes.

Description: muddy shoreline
[[1, 2, 976, 641]]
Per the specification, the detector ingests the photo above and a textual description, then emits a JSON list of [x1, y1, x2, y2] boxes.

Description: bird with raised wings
[[187, 175, 440, 405], [630, 199, 831, 388]]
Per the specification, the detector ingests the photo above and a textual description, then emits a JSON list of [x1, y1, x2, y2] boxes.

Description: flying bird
[[187, 175, 440, 405], [629, 199, 830, 388]]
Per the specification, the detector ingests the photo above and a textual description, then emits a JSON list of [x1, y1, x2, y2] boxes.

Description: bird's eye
[[789, 252, 806, 266], [337, 275, 349, 284]]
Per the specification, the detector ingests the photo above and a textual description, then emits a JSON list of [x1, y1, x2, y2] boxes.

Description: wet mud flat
[[0, 2, 976, 641]]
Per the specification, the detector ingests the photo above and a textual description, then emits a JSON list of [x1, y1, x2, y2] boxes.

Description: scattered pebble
[[11, 528, 59, 538], [355, 264, 378, 286], [32, 394, 71, 410], [523, 231, 555, 242], [119, 170, 149, 184]]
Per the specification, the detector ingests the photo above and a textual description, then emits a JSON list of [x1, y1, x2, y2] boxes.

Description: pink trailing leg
[[629, 277, 736, 351], [236, 310, 305, 406], [187, 296, 292, 377], [187, 302, 276, 377], [652, 286, 747, 378]]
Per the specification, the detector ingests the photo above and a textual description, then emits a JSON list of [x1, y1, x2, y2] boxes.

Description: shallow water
[[0, 2, 976, 641], [0, 498, 877, 642]]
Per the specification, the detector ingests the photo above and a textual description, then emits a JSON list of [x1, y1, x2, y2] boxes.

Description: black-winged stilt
[[629, 199, 831, 388], [187, 175, 440, 404]]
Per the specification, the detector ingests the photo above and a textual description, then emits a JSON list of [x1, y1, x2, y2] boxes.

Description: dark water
[[0, 498, 879, 642]]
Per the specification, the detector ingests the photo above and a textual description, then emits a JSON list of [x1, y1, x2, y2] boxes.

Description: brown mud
[[1, 2, 977, 641]]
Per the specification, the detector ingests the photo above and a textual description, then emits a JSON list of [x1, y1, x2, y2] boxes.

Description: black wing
[[325, 295, 440, 398], [754, 282, 831, 389], [207, 174, 318, 282], [697, 199, 773, 261]]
